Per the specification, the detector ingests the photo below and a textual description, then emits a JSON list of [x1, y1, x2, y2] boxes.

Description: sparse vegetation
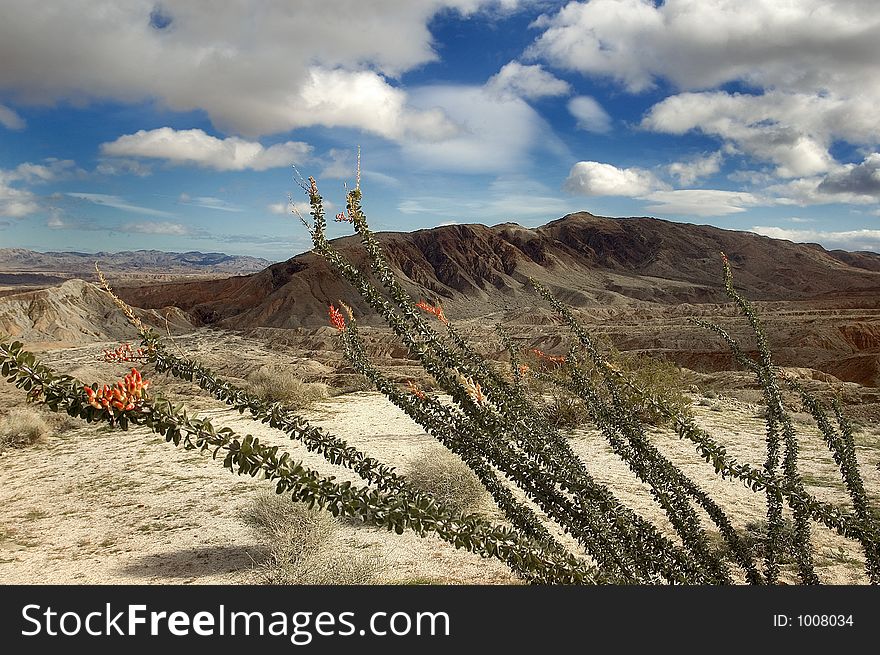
[[406, 448, 487, 515], [245, 367, 330, 409], [0, 407, 51, 452], [240, 491, 380, 585]]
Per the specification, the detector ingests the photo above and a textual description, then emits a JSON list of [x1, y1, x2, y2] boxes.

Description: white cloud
[[567, 96, 611, 133], [0, 104, 25, 130], [399, 176, 578, 221], [46, 208, 68, 229], [101, 128, 312, 171], [179, 195, 242, 212], [267, 200, 313, 216], [3, 158, 82, 184], [765, 156, 880, 206], [817, 153, 880, 198], [485, 62, 571, 100], [640, 189, 761, 216], [96, 158, 153, 177], [643, 91, 850, 178], [400, 85, 566, 174], [119, 221, 194, 236], [319, 148, 357, 180], [667, 151, 722, 186], [529, 1, 880, 184], [0, 180, 39, 218], [750, 226, 880, 252], [286, 68, 460, 142], [563, 161, 664, 196], [67, 192, 175, 217], [0, 166, 41, 218], [528, 0, 880, 96], [0, 1, 512, 138]]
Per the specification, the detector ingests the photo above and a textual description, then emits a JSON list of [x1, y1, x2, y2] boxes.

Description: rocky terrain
[[110, 212, 880, 389]]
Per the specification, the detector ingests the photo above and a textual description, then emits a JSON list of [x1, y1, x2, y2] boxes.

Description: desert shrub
[[245, 367, 330, 409], [521, 347, 690, 428], [542, 393, 590, 432], [0, 407, 51, 451], [240, 491, 380, 585], [615, 353, 691, 426], [740, 519, 799, 564], [406, 447, 487, 514]]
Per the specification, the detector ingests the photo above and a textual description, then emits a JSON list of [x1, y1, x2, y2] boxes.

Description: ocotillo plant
[[2, 172, 878, 584]]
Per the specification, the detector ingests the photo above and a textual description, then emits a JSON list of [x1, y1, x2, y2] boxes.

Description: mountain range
[[116, 212, 880, 328], [0, 248, 271, 276]]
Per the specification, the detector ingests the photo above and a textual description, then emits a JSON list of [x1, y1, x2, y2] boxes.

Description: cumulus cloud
[[4, 158, 82, 184], [400, 85, 566, 174], [485, 62, 571, 100], [529, 1, 880, 185], [750, 226, 880, 253], [667, 152, 723, 186], [765, 156, 880, 206], [643, 91, 852, 177], [528, 0, 880, 95], [0, 178, 39, 218], [0, 1, 514, 138], [817, 153, 880, 197], [567, 96, 611, 133], [640, 189, 761, 217], [101, 128, 312, 171], [0, 162, 70, 217], [67, 192, 174, 217], [563, 161, 664, 196], [0, 104, 25, 130]]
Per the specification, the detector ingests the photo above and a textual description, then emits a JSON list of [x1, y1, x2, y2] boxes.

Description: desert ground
[[2, 325, 879, 585]]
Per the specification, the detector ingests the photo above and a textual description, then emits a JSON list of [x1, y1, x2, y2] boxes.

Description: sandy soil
[[1, 330, 879, 585]]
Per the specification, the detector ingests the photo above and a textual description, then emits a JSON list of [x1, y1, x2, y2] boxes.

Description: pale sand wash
[[1, 332, 879, 585]]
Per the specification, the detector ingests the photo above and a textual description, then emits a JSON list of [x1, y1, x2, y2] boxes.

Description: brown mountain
[[117, 212, 880, 329]]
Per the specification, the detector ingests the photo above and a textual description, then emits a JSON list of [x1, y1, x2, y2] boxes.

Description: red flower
[[531, 349, 566, 365], [83, 368, 149, 413], [406, 380, 426, 400], [415, 300, 449, 325], [328, 304, 346, 331]]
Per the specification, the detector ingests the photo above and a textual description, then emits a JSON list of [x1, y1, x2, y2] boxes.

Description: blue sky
[[1, 0, 879, 261]]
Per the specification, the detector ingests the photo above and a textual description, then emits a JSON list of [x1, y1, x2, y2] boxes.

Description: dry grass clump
[[0, 407, 52, 452], [240, 491, 380, 585], [406, 447, 488, 515], [543, 393, 589, 432], [245, 367, 330, 409]]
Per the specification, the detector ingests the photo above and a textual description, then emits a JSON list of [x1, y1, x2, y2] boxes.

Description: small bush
[[240, 491, 380, 585], [245, 367, 330, 409], [543, 393, 589, 432], [612, 352, 691, 426], [0, 407, 51, 451], [740, 519, 799, 564], [406, 448, 487, 515]]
